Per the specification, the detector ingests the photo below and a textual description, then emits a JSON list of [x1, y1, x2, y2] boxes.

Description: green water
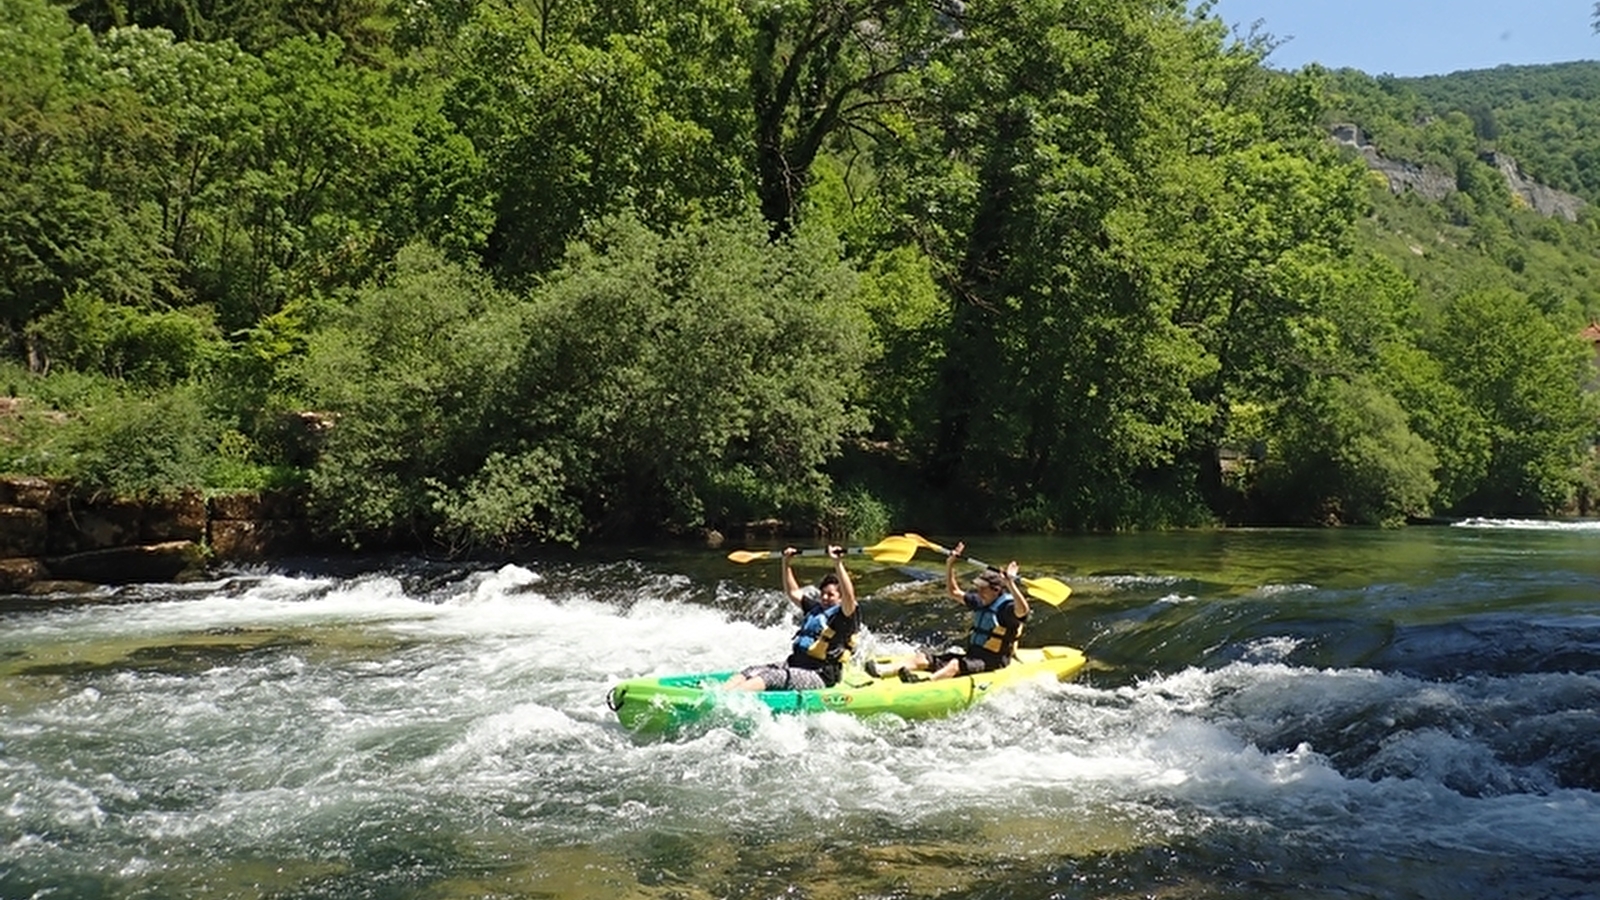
[[2, 522, 1597, 898]]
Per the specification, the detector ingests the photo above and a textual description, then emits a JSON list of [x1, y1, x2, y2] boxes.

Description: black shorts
[[928, 648, 1007, 677]]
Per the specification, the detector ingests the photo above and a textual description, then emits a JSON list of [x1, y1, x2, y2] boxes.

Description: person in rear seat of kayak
[[725, 545, 859, 691], [870, 541, 1028, 682]]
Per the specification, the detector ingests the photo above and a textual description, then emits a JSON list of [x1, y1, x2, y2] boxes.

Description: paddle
[[726, 535, 918, 565], [898, 532, 1073, 606]]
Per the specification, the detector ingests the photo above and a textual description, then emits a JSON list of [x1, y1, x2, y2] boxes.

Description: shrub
[[55, 385, 218, 500], [26, 293, 221, 385], [824, 485, 892, 541], [204, 429, 309, 492]]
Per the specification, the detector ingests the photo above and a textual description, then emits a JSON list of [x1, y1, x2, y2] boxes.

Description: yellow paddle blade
[[861, 536, 917, 564], [725, 549, 773, 564], [899, 532, 948, 554], [1020, 576, 1072, 607]]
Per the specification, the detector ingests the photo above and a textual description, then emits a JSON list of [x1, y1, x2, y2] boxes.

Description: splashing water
[[2, 526, 1598, 899]]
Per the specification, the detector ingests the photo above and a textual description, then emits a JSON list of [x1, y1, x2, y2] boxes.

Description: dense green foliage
[[298, 217, 867, 547], [1, 0, 1597, 549]]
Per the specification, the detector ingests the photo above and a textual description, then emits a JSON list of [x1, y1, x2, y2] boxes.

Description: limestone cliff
[[1330, 124, 1587, 221]]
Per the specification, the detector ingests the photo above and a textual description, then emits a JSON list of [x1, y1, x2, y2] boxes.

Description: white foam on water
[[1253, 583, 1317, 597], [1454, 517, 1600, 532], [993, 661, 1600, 863], [5, 560, 1599, 887]]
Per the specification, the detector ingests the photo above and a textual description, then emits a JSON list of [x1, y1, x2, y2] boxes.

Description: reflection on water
[[2, 523, 1599, 899]]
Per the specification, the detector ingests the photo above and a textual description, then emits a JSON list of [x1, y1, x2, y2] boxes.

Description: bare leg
[[724, 673, 767, 691], [927, 658, 962, 681], [885, 651, 936, 681]]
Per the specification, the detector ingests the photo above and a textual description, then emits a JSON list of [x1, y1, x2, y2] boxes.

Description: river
[[2, 521, 1597, 899]]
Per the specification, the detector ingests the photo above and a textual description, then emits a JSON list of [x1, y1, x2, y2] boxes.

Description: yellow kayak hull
[[606, 645, 1087, 734]]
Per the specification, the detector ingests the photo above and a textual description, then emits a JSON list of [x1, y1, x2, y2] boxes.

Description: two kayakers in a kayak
[[725, 546, 860, 691], [870, 541, 1030, 682]]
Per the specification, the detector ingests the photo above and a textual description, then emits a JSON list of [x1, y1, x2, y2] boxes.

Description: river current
[[2, 521, 1597, 899]]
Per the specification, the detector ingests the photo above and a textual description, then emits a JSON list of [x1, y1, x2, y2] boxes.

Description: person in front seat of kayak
[[871, 541, 1028, 682], [725, 544, 859, 691]]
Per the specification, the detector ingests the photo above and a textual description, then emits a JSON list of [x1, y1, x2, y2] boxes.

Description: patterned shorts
[[739, 663, 827, 691]]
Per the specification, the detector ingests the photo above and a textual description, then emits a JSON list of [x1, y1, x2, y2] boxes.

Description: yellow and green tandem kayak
[[605, 645, 1087, 734]]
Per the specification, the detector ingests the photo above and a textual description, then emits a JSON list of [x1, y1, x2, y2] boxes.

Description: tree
[[746, 0, 956, 236], [1429, 287, 1599, 514], [63, 0, 391, 58], [0, 0, 175, 355], [98, 28, 463, 330], [92, 27, 265, 322], [497, 212, 870, 538], [1379, 341, 1490, 513], [877, 0, 1217, 526], [299, 242, 525, 546], [440, 0, 751, 283], [871, 0, 1373, 528], [1257, 374, 1437, 526]]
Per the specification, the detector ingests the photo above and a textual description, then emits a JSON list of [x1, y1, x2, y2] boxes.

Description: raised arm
[[1000, 560, 1029, 619], [944, 540, 968, 601], [831, 545, 857, 615], [781, 547, 806, 605]]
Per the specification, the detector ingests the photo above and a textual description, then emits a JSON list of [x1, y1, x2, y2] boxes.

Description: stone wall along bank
[[0, 477, 310, 594]]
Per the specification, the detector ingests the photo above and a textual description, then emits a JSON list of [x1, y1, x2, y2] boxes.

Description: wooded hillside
[[2, 0, 1597, 549]]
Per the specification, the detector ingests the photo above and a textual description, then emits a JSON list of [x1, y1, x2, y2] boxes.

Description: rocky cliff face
[[1331, 124, 1587, 220], [1332, 124, 1456, 201], [1480, 151, 1588, 221]]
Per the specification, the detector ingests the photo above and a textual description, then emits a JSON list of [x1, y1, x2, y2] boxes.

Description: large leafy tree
[[875, 0, 1374, 528], [496, 212, 870, 538], [63, 0, 391, 58], [1237, 248, 1453, 525], [1428, 287, 1599, 514], [96, 27, 470, 330], [439, 0, 751, 284], [745, 0, 955, 235], [428, 0, 963, 272], [1150, 60, 1373, 516], [299, 242, 524, 546], [1380, 338, 1490, 512], [1257, 374, 1437, 526], [881, 0, 1212, 525]]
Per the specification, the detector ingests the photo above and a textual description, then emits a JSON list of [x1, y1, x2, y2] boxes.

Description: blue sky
[[1202, 1, 1600, 77]]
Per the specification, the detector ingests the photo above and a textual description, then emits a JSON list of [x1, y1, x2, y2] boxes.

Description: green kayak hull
[[605, 645, 1087, 734]]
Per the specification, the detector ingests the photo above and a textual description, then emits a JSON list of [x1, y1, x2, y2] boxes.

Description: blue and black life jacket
[[966, 592, 1024, 657], [792, 601, 857, 664]]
